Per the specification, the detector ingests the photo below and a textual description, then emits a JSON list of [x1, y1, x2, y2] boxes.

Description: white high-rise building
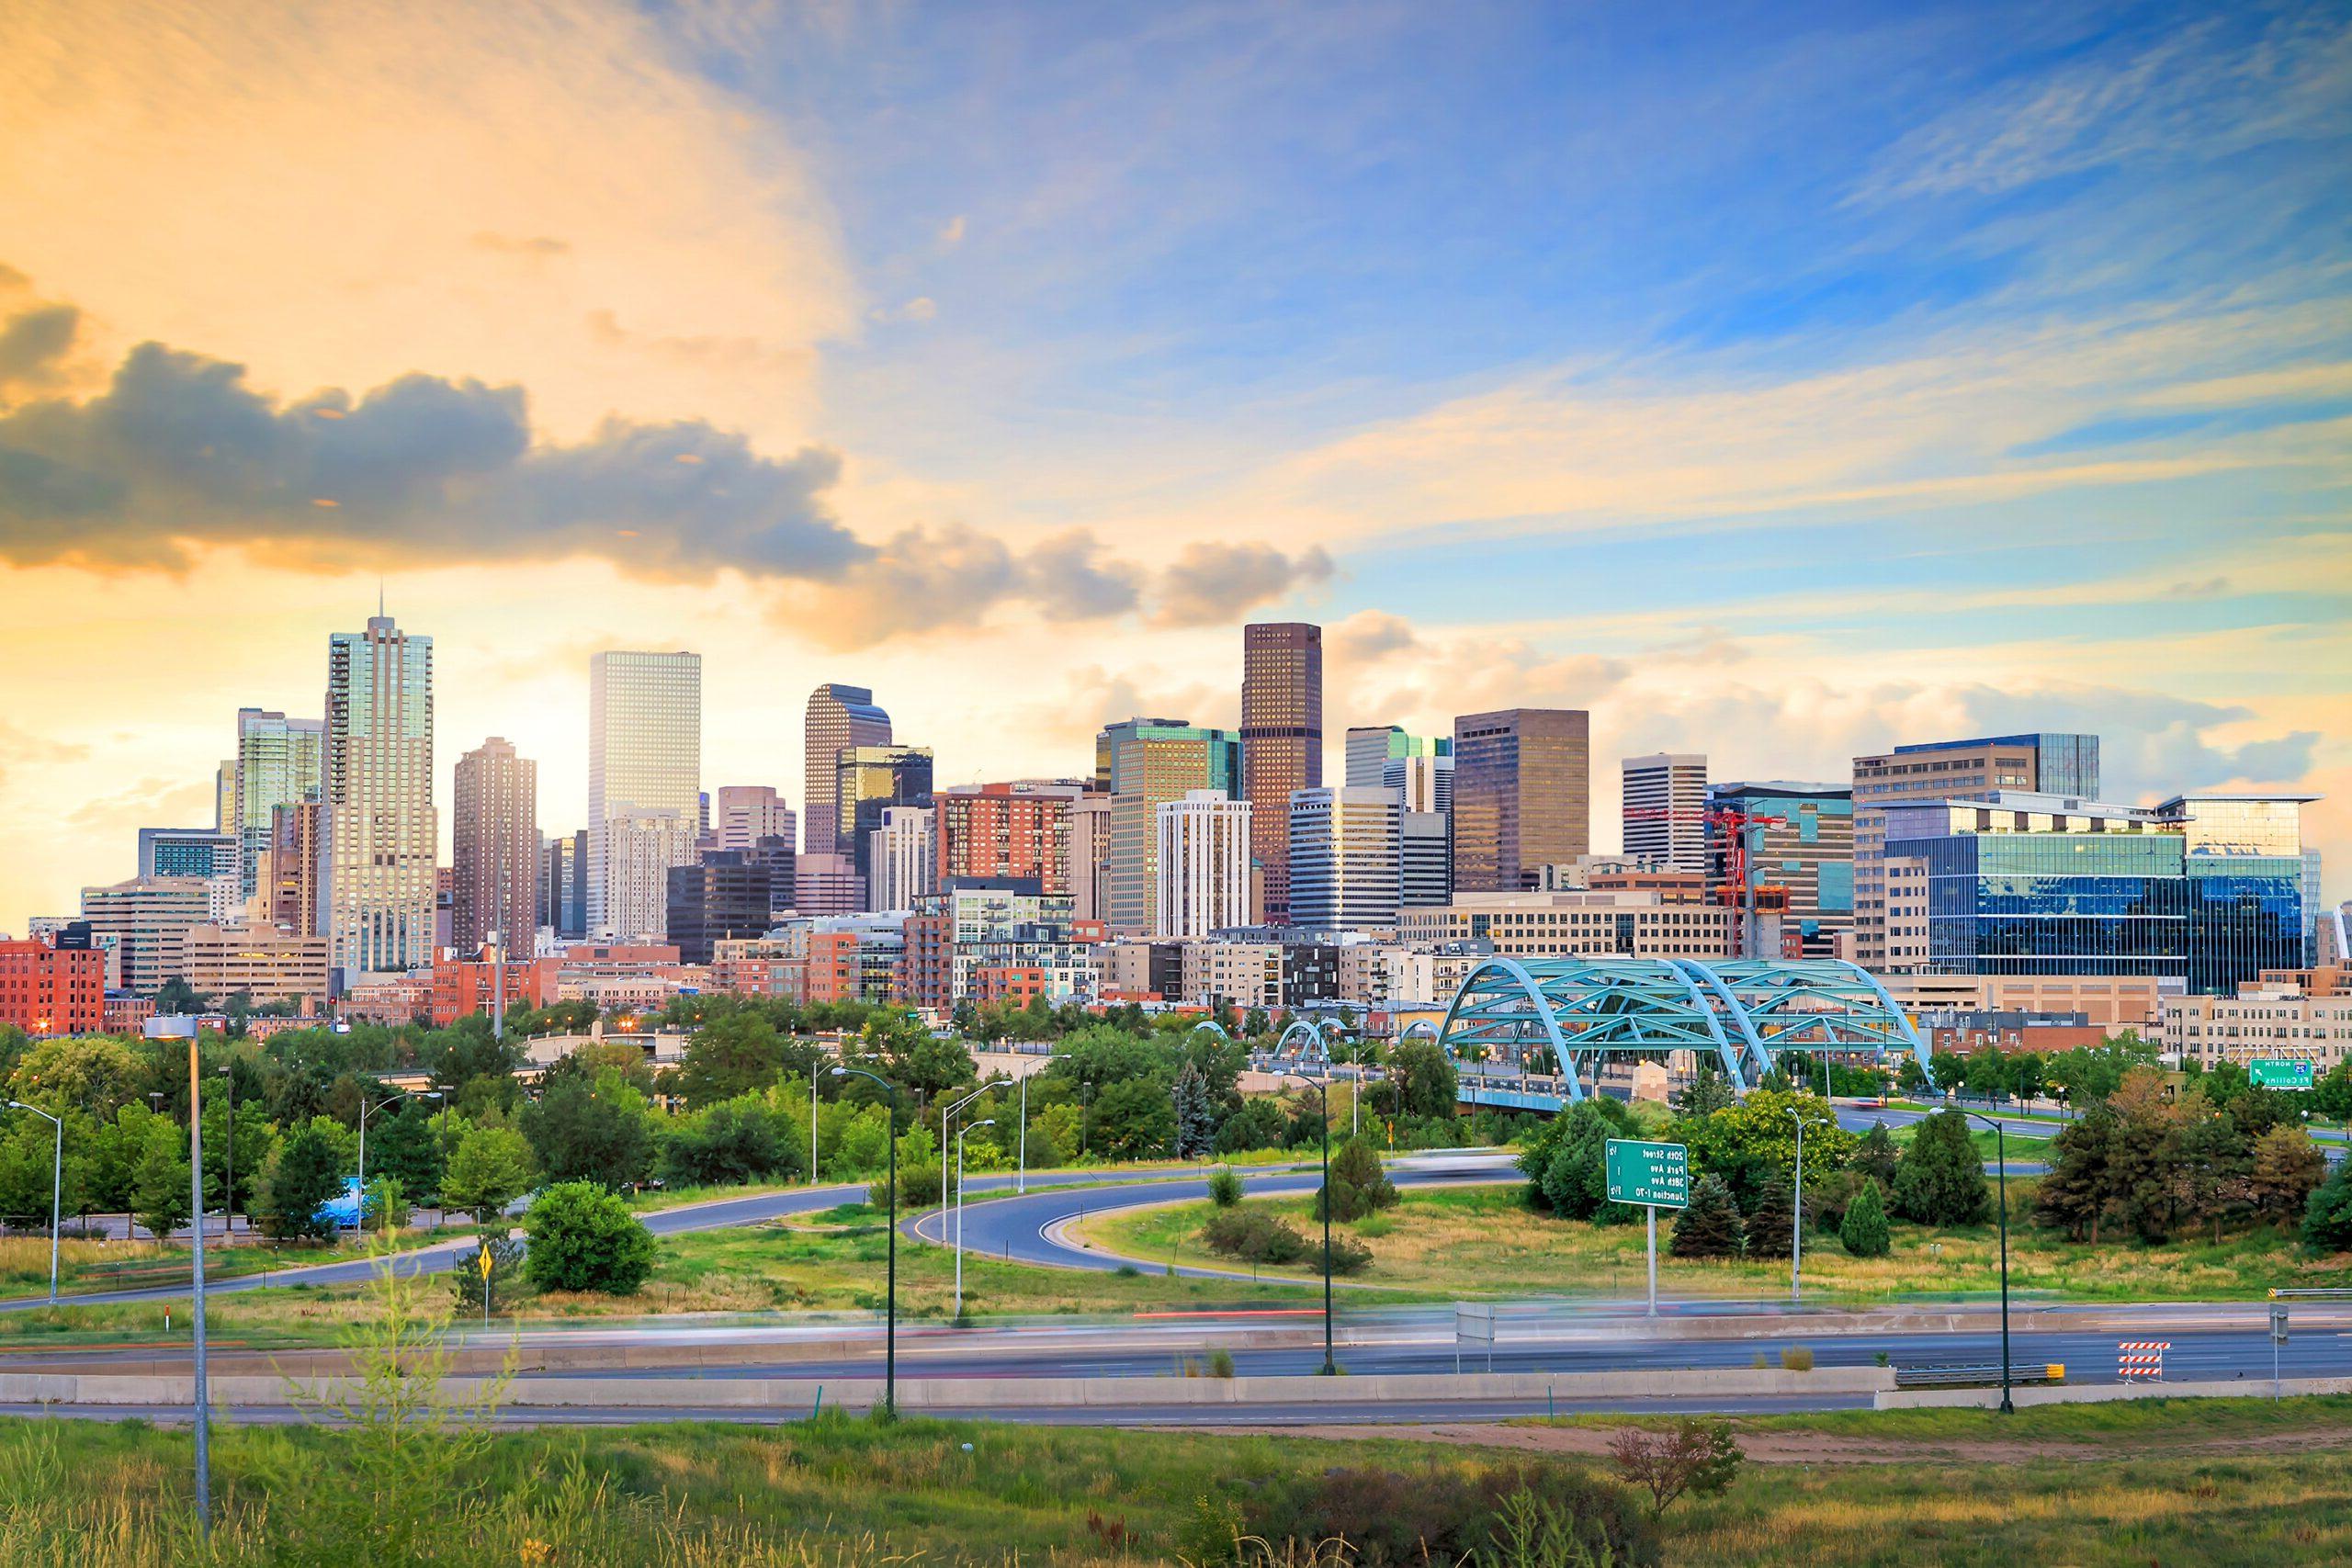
[[869, 806, 937, 914], [1288, 786, 1402, 931], [603, 810, 696, 943], [1622, 753, 1708, 874], [232, 709, 324, 901], [320, 613, 437, 981], [589, 651, 702, 937], [1155, 791, 1251, 939], [714, 785, 796, 854]]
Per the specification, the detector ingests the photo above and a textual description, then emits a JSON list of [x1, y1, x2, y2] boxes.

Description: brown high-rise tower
[[1451, 708, 1589, 892], [452, 737, 538, 958], [1240, 622, 1323, 924]]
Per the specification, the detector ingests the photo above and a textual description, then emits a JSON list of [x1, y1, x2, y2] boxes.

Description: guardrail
[[1894, 1362, 2064, 1389], [2269, 1288, 2352, 1300]]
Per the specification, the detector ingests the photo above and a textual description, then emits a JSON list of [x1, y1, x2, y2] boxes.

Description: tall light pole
[[832, 1065, 901, 1416], [142, 1015, 208, 1537], [5, 1101, 62, 1303], [1785, 1106, 1804, 1304], [1277, 1070, 1336, 1375], [955, 1119, 995, 1318], [1963, 1110, 2015, 1414], [357, 1088, 440, 1225], [218, 1062, 235, 1241], [941, 1078, 997, 1210]]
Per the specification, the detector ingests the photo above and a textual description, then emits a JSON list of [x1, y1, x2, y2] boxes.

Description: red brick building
[[430, 955, 560, 1026], [0, 940, 106, 1036], [934, 782, 1083, 891]]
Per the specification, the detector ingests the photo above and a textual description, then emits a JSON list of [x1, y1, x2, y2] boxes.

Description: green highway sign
[[1605, 1138, 1690, 1209], [2250, 1059, 2314, 1090]]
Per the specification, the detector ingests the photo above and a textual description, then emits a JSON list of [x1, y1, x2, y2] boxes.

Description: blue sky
[[0, 0, 2346, 920]]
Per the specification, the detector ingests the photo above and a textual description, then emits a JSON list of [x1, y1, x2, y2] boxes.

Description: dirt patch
[[1200, 1421, 2352, 1466]]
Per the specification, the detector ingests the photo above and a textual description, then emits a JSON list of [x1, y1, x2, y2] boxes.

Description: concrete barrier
[[1876, 1375, 2352, 1410], [0, 1364, 1892, 1412]]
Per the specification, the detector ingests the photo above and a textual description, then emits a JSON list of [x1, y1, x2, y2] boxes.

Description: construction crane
[[1705, 805, 1788, 960]]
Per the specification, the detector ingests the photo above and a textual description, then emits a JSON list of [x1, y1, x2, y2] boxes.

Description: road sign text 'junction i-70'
[[1605, 1139, 1690, 1209]]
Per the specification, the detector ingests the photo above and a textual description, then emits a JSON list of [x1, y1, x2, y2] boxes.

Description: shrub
[[1608, 1419, 1743, 1517], [1317, 1137, 1399, 1223], [1324, 1233, 1374, 1275], [1668, 1175, 1744, 1258], [1839, 1178, 1891, 1257], [1201, 1207, 1308, 1265], [1244, 1463, 1659, 1568], [869, 1157, 947, 1211], [1207, 1348, 1235, 1379], [522, 1180, 658, 1294], [2303, 1159, 2352, 1251], [1206, 1166, 1244, 1208], [1780, 1346, 1814, 1371]]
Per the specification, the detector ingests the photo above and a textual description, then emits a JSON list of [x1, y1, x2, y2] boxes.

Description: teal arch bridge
[[1434, 956, 1930, 1106]]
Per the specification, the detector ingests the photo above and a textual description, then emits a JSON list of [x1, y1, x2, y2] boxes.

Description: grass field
[[4, 1397, 2352, 1564], [1083, 1184, 2352, 1303], [0, 1225, 476, 1300]]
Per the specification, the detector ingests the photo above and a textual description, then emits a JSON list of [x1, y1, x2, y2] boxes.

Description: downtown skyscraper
[[804, 683, 892, 856], [320, 612, 436, 981], [588, 650, 702, 939], [452, 736, 537, 958], [1240, 622, 1322, 924], [1451, 708, 1589, 892], [231, 707, 323, 900]]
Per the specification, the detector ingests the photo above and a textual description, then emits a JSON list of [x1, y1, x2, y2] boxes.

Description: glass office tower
[[588, 650, 703, 936]]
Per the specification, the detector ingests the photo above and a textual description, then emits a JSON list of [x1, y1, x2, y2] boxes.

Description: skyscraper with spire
[[320, 609, 436, 981]]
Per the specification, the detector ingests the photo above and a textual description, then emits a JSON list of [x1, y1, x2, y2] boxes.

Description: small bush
[[1317, 1137, 1399, 1223], [1243, 1463, 1659, 1568], [1207, 1166, 1244, 1208], [522, 1180, 658, 1294], [1202, 1208, 1309, 1265], [1609, 1419, 1743, 1517], [1208, 1348, 1235, 1379], [1324, 1233, 1374, 1275], [1780, 1346, 1814, 1371]]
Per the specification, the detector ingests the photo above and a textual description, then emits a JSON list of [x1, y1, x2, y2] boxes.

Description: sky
[[1, 0, 2346, 929]]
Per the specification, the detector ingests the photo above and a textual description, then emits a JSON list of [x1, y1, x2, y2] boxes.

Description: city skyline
[[1, 2, 2346, 930]]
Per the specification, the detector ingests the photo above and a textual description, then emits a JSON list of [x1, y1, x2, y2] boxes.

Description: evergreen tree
[[258, 1122, 344, 1242], [2302, 1159, 2352, 1253], [2249, 1124, 2326, 1226], [2036, 1103, 2117, 1242], [1892, 1108, 1990, 1226], [2175, 1105, 2253, 1244], [1744, 1173, 1795, 1259], [1317, 1136, 1399, 1223], [1170, 1062, 1218, 1158], [1669, 1175, 1744, 1258], [1855, 1122, 1900, 1186], [131, 1121, 192, 1243], [1839, 1178, 1891, 1257]]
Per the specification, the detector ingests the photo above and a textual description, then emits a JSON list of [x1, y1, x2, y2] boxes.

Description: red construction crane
[[1706, 805, 1788, 959]]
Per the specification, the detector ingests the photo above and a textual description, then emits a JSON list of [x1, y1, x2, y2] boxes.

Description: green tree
[[1213, 1097, 1286, 1154], [6, 1035, 145, 1117], [1668, 1174, 1744, 1258], [673, 1011, 787, 1108], [2249, 1124, 2325, 1226], [441, 1123, 537, 1224], [131, 1120, 192, 1242], [1518, 1099, 1636, 1221], [522, 1180, 657, 1293], [1891, 1108, 1990, 1226], [2036, 1104, 2118, 1242], [1854, 1121, 1899, 1186], [1317, 1136, 1399, 1223], [874, 1020, 975, 1100], [659, 1095, 795, 1187], [2174, 1102, 2253, 1243], [365, 1102, 447, 1208], [1090, 1077, 1177, 1160], [519, 1066, 655, 1188], [1170, 1061, 1219, 1157], [257, 1121, 344, 1241], [1744, 1173, 1795, 1259], [1386, 1039, 1459, 1121], [1673, 1089, 1854, 1210], [2302, 1159, 2352, 1252], [1838, 1178, 1891, 1257]]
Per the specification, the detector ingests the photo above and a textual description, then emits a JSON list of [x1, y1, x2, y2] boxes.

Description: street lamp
[[5, 1101, 62, 1303], [357, 1089, 440, 1225], [218, 1062, 235, 1241], [1276, 1070, 1337, 1375], [1962, 1110, 2016, 1414], [831, 1065, 902, 1416], [142, 1015, 209, 1537], [955, 1119, 995, 1317], [1785, 1106, 1804, 1304]]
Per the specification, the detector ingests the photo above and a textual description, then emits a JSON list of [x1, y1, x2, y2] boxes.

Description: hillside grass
[[1084, 1184, 2352, 1304]]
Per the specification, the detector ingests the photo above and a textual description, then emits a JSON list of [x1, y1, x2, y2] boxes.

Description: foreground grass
[[6, 1402, 2352, 1565], [1525, 1393, 2352, 1447], [0, 1225, 473, 1300], [1088, 1185, 2352, 1303]]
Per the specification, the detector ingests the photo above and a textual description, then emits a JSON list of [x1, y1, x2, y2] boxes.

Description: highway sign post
[[2250, 1059, 2314, 1090], [2272, 1303, 2290, 1398], [1606, 1139, 1690, 1318], [1454, 1302, 1496, 1373]]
